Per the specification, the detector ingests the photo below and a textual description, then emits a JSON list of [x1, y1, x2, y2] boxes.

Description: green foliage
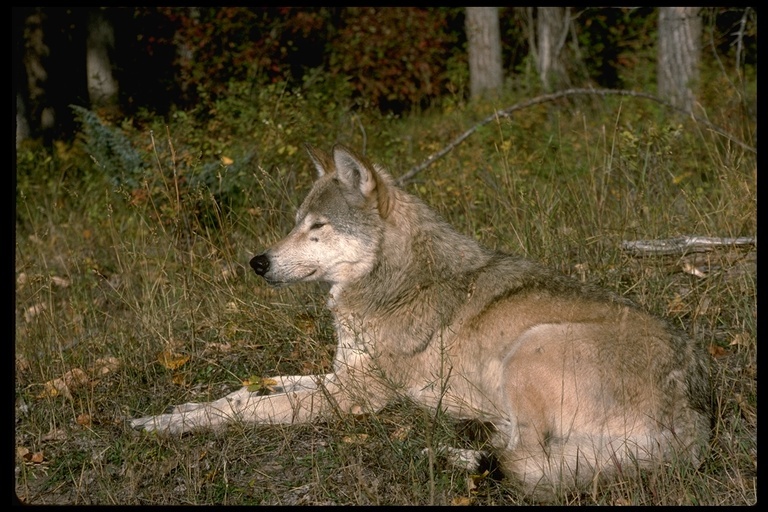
[[68, 76, 345, 231], [498, 8, 530, 79], [129, 7, 757, 116], [155, 7, 464, 113], [575, 7, 658, 89], [159, 7, 335, 106], [70, 105, 148, 188]]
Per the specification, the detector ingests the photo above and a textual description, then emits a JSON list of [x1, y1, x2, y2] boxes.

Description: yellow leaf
[[157, 351, 190, 370], [221, 156, 234, 166], [246, 377, 278, 393], [342, 433, 369, 444], [37, 385, 59, 399], [451, 496, 473, 506], [172, 373, 187, 386]]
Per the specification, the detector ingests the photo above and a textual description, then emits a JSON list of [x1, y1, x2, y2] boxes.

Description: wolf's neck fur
[[386, 188, 493, 280], [334, 187, 494, 354]]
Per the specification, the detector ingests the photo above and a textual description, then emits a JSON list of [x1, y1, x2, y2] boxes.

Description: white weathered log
[[621, 236, 756, 256]]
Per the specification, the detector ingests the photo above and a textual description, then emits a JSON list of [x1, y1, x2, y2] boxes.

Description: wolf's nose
[[250, 254, 270, 276]]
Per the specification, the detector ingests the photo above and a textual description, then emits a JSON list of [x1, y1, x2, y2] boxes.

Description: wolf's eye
[[310, 222, 326, 230]]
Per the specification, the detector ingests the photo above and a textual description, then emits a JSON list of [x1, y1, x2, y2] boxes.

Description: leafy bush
[[328, 7, 463, 112], [70, 104, 148, 189], [158, 7, 335, 106]]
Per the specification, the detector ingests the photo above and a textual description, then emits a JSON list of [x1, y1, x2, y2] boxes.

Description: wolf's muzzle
[[250, 254, 270, 276]]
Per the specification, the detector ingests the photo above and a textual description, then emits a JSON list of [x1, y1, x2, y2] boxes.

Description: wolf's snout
[[250, 254, 270, 276]]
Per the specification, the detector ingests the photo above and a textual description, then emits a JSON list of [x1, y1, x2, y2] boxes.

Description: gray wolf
[[131, 144, 711, 500]]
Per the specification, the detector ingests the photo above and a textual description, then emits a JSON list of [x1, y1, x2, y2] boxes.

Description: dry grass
[[15, 88, 755, 505]]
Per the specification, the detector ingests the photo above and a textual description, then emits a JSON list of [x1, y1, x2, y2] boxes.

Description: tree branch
[[621, 236, 756, 256], [394, 88, 756, 186]]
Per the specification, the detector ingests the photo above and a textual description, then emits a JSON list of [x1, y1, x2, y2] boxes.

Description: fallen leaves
[[151, 350, 191, 386], [729, 331, 752, 348], [41, 427, 68, 442], [16, 446, 45, 465], [341, 433, 369, 445], [24, 303, 47, 323], [390, 425, 412, 442], [18, 273, 71, 323], [156, 350, 190, 370], [666, 293, 688, 316], [36, 357, 121, 399], [244, 376, 278, 394], [451, 469, 491, 505], [708, 343, 728, 358], [707, 331, 752, 359], [681, 260, 707, 278], [451, 496, 473, 506], [75, 413, 92, 426], [91, 356, 121, 376], [38, 368, 89, 399]]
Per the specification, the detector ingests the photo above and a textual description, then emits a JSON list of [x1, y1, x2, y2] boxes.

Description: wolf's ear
[[333, 145, 376, 197], [304, 144, 334, 177], [333, 145, 393, 218]]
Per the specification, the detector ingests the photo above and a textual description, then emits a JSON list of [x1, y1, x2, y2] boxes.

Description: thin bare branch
[[394, 88, 756, 186]]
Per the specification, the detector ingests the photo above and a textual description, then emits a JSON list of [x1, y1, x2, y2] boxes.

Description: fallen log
[[621, 236, 756, 256]]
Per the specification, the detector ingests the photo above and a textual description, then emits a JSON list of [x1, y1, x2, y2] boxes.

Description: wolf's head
[[250, 145, 394, 288]]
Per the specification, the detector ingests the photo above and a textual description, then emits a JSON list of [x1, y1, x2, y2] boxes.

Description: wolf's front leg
[[130, 374, 340, 434]]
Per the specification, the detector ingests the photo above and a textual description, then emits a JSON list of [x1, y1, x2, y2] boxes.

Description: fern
[[70, 105, 146, 188]]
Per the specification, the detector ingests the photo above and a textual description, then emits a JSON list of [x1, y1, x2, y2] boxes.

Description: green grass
[[15, 79, 755, 504]]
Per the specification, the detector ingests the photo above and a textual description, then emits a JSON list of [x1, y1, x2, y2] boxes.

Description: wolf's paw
[[129, 411, 199, 435], [130, 400, 211, 434], [129, 408, 205, 435]]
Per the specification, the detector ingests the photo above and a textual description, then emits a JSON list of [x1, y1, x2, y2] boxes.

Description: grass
[[14, 79, 756, 504]]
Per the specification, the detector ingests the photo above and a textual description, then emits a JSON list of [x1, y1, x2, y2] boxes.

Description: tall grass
[[15, 80, 755, 504]]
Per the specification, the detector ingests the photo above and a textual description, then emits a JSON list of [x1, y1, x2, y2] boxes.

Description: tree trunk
[[657, 7, 701, 112], [465, 7, 503, 100], [87, 8, 119, 107], [21, 8, 56, 137], [529, 7, 570, 92]]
